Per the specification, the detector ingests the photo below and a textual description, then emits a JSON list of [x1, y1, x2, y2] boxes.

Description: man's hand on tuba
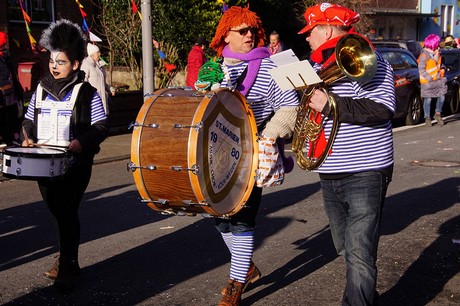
[[308, 88, 328, 113]]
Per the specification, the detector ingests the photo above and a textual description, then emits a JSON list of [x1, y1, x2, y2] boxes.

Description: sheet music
[[269, 60, 322, 91], [270, 49, 299, 66]]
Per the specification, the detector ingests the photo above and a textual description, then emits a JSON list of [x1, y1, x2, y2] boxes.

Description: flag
[[89, 31, 103, 42], [18, 0, 41, 53], [165, 63, 177, 74], [131, 0, 138, 14]]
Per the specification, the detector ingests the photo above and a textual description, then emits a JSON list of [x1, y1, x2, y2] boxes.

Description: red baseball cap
[[298, 3, 360, 34]]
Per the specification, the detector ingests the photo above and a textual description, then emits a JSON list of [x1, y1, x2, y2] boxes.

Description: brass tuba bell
[[291, 34, 378, 171]]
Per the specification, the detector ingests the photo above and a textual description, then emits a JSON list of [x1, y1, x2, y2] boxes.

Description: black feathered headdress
[[39, 19, 87, 63]]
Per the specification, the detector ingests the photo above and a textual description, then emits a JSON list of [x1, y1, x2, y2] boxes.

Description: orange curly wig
[[210, 6, 266, 56]]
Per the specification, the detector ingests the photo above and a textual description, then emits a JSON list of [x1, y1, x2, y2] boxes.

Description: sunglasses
[[229, 27, 257, 36]]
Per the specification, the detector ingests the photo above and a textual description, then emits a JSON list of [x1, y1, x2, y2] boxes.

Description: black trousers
[[0, 104, 19, 144], [38, 160, 93, 260], [215, 186, 263, 234]]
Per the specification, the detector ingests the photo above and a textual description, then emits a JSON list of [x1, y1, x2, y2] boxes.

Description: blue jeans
[[423, 96, 445, 118], [320, 171, 391, 306]]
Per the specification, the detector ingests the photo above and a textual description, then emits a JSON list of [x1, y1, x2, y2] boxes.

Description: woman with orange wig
[[210, 6, 299, 306]]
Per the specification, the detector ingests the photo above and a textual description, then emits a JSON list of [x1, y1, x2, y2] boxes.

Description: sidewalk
[[2, 114, 459, 177], [0, 133, 132, 182], [95, 132, 132, 164], [84, 114, 460, 164]]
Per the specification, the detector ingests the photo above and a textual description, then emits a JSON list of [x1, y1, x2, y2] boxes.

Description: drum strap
[[35, 83, 83, 146], [233, 66, 248, 92], [232, 66, 274, 133]]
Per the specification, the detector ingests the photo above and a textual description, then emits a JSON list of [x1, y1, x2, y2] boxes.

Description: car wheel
[[405, 92, 422, 125], [450, 85, 460, 113]]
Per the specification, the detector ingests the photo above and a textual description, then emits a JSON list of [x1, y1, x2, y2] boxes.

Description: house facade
[[1, 0, 95, 88], [420, 0, 460, 39], [2, 0, 460, 93]]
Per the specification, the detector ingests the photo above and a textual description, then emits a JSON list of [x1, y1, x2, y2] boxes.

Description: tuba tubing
[[292, 34, 377, 171]]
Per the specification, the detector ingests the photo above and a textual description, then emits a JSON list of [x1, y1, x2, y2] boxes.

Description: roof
[[365, 9, 438, 17]]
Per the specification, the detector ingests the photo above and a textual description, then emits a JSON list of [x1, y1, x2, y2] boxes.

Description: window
[[8, 0, 55, 23], [399, 53, 418, 69], [440, 5, 454, 36]]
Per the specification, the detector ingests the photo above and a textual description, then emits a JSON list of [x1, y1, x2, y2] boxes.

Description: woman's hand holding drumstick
[[21, 126, 71, 150], [22, 126, 34, 147]]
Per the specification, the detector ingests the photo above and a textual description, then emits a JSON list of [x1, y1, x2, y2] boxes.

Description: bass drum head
[[189, 88, 258, 216]]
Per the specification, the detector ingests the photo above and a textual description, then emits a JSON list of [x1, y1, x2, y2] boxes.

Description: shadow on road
[[0, 184, 165, 272], [2, 182, 321, 305], [2, 174, 459, 305], [379, 177, 460, 305]]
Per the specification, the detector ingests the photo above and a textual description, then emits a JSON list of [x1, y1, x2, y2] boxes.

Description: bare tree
[[299, 0, 373, 34], [91, 0, 142, 90]]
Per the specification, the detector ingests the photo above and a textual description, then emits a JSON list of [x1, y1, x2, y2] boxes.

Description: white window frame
[[441, 4, 454, 36], [8, 0, 55, 24]]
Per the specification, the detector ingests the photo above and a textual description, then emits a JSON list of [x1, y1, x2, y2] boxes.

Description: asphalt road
[[1, 115, 459, 306]]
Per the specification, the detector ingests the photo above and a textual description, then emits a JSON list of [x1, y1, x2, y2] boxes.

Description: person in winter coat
[[0, 31, 24, 145], [81, 43, 112, 115], [417, 34, 447, 126], [186, 36, 208, 89]]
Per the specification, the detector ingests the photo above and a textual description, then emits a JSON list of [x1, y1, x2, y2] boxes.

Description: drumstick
[[22, 126, 30, 144], [32, 143, 69, 149]]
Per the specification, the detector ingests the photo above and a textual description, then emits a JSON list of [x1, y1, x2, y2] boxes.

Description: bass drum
[[129, 88, 258, 217]]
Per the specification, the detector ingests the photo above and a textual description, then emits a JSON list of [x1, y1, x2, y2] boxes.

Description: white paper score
[[269, 60, 322, 91], [270, 49, 299, 66]]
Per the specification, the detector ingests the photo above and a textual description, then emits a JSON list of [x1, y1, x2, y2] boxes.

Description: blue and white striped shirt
[[220, 58, 299, 126], [313, 52, 395, 173], [25, 84, 106, 126]]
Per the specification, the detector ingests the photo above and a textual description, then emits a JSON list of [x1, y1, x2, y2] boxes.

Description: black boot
[[53, 256, 80, 294]]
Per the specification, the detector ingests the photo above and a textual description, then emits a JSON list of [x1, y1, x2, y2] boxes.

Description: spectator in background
[[186, 36, 208, 89], [443, 35, 457, 49], [266, 31, 285, 55], [81, 43, 112, 115], [0, 31, 23, 146], [418, 34, 447, 126]]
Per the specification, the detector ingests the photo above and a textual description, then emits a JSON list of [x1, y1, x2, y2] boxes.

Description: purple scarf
[[222, 45, 293, 173], [222, 45, 270, 96]]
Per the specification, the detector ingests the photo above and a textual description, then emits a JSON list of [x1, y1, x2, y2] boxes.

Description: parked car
[[376, 47, 422, 125], [440, 48, 460, 114], [372, 39, 423, 59]]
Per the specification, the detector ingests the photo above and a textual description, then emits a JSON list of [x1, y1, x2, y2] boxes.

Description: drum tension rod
[[127, 162, 157, 172], [173, 121, 203, 131], [182, 200, 209, 207], [138, 198, 168, 205], [128, 122, 159, 129], [170, 164, 200, 174]]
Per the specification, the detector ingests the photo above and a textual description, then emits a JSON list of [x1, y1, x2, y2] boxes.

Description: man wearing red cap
[[298, 3, 396, 306], [209, 5, 299, 306]]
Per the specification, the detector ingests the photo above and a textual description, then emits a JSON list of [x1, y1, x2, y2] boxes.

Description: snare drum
[[1, 147, 68, 180], [129, 88, 258, 217]]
